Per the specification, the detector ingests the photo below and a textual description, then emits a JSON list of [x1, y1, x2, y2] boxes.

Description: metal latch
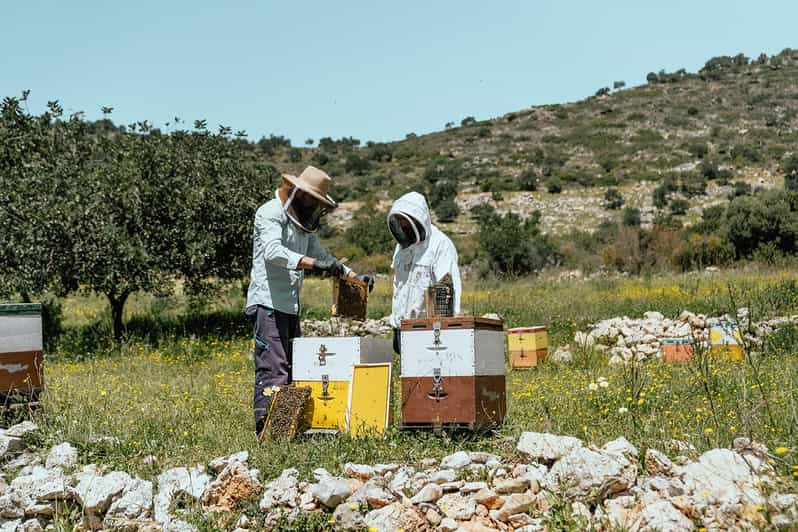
[[428, 368, 447, 402], [318, 344, 335, 366], [427, 321, 446, 351], [321, 374, 330, 399]]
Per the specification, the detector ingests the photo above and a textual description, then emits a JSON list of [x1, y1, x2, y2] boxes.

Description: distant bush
[[344, 203, 394, 256], [680, 176, 707, 197], [729, 181, 752, 199], [724, 191, 798, 258], [368, 143, 393, 162], [675, 233, 735, 270], [622, 207, 641, 227], [595, 87, 610, 97], [603, 188, 624, 210], [478, 127, 491, 138], [518, 169, 539, 191], [691, 204, 726, 235], [461, 116, 477, 127], [613, 81, 626, 90], [311, 151, 329, 166], [344, 153, 371, 175], [652, 185, 670, 208], [434, 197, 460, 223], [477, 207, 556, 275], [669, 198, 690, 215], [687, 142, 708, 159], [547, 177, 563, 194], [782, 154, 798, 191], [687, 106, 700, 116], [731, 144, 762, 163], [288, 148, 302, 162]]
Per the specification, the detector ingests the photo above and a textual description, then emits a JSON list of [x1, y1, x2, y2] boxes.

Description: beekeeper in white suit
[[387, 191, 462, 353]]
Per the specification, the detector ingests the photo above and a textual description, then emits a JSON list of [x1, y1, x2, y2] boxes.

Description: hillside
[[264, 49, 798, 235]]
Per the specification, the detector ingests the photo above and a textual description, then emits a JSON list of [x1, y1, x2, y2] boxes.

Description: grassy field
[[28, 268, 798, 524]]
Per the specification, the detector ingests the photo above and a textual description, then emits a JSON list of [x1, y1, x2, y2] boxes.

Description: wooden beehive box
[[507, 326, 548, 368], [293, 337, 392, 432], [0, 304, 44, 402], [661, 338, 694, 363], [708, 320, 744, 361], [400, 317, 506, 430], [331, 277, 368, 321]]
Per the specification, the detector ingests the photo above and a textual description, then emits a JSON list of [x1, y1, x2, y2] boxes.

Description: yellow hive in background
[[295, 380, 349, 430], [507, 326, 548, 368], [348, 363, 392, 438], [709, 320, 744, 362]]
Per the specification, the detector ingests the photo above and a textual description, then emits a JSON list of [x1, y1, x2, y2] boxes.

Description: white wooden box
[[0, 313, 43, 354], [400, 317, 505, 378], [293, 336, 393, 382], [0, 304, 44, 394]]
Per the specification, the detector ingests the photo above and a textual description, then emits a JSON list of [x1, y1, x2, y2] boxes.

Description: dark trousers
[[248, 305, 301, 435]]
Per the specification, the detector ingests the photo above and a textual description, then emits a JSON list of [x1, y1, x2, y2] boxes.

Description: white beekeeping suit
[[387, 192, 462, 329]]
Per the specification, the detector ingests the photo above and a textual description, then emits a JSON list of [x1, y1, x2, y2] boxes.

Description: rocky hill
[[272, 48, 798, 235]]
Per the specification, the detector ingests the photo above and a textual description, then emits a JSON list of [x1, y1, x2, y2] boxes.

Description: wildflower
[[704, 428, 713, 434], [588, 382, 598, 391], [599, 381, 609, 388], [328, 518, 335, 524], [774, 447, 789, 455], [183, 431, 189, 437], [349, 503, 358, 510], [618, 407, 628, 414], [637, 399, 644, 406], [263, 386, 280, 397]]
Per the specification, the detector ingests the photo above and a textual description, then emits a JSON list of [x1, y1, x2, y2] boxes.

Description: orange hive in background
[[507, 326, 548, 368], [661, 338, 694, 363]]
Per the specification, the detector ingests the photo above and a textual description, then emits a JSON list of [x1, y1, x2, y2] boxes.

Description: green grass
[[27, 268, 798, 528]]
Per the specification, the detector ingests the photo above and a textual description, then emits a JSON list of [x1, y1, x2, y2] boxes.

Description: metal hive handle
[[428, 368, 448, 402]]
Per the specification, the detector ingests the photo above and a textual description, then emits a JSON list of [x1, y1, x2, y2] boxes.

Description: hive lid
[[400, 316, 504, 332], [661, 337, 694, 345], [507, 326, 547, 333], [0, 304, 42, 316]]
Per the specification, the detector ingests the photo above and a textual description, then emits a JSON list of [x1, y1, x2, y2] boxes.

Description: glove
[[313, 258, 345, 278], [357, 274, 375, 293]]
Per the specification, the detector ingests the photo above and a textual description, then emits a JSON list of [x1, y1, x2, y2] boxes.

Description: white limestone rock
[[517, 432, 583, 462]]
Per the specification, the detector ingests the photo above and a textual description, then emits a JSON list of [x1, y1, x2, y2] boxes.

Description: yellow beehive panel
[[295, 380, 349, 430], [507, 328, 548, 351], [709, 323, 744, 362], [349, 364, 392, 438]]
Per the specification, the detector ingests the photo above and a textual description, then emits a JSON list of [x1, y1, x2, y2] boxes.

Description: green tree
[[344, 153, 371, 175], [669, 198, 690, 215], [652, 185, 669, 208], [344, 204, 394, 256], [782, 154, 798, 191], [724, 191, 798, 258], [518, 169, 538, 191], [477, 208, 555, 275], [547, 177, 563, 194]]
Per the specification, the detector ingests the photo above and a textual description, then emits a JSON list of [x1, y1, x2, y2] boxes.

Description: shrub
[[688, 142, 708, 159], [603, 188, 624, 210], [461, 116, 477, 127], [478, 127, 491, 138], [652, 185, 669, 208], [729, 181, 752, 199], [343, 203, 394, 256], [288, 148, 302, 162], [434, 197, 459, 223], [311, 151, 329, 166], [344, 153, 371, 176], [595, 87, 610, 97], [724, 191, 798, 258], [477, 209, 555, 275], [669, 198, 690, 215], [782, 154, 798, 191], [680, 176, 708, 197], [731, 144, 762, 163], [547, 177, 563, 194], [691, 204, 727, 235], [368, 143, 393, 162], [428, 179, 458, 209], [675, 233, 735, 270], [622, 207, 641, 227], [518, 169, 539, 191]]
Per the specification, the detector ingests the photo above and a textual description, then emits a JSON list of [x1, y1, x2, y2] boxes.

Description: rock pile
[[1, 422, 795, 531], [301, 316, 392, 337], [564, 309, 798, 366]]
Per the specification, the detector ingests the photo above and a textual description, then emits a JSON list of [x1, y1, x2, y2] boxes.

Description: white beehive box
[[293, 336, 393, 382], [0, 304, 44, 394], [400, 317, 505, 377]]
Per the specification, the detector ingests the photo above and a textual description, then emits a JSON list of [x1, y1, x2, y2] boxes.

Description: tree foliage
[[476, 206, 555, 275], [0, 95, 275, 340]]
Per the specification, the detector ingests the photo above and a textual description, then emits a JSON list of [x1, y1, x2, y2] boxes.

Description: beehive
[[661, 338, 694, 363], [708, 320, 744, 361], [400, 317, 506, 430], [349, 363, 392, 438], [0, 304, 44, 400], [293, 337, 392, 432], [507, 326, 548, 368]]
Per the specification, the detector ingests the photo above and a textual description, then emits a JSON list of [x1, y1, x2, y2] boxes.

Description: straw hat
[[282, 166, 337, 208]]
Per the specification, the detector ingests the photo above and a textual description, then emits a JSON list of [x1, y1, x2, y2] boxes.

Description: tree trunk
[[21, 292, 31, 303], [107, 291, 130, 342]]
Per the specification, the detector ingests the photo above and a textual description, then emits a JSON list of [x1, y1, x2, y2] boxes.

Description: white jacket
[[388, 192, 462, 328]]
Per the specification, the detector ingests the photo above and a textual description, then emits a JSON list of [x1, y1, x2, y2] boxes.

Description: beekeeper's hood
[[387, 192, 432, 249]]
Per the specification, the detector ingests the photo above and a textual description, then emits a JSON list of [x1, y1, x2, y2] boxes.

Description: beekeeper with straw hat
[[245, 166, 374, 435]]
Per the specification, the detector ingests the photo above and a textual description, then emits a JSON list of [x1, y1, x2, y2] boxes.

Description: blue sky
[[2, 1, 796, 144]]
